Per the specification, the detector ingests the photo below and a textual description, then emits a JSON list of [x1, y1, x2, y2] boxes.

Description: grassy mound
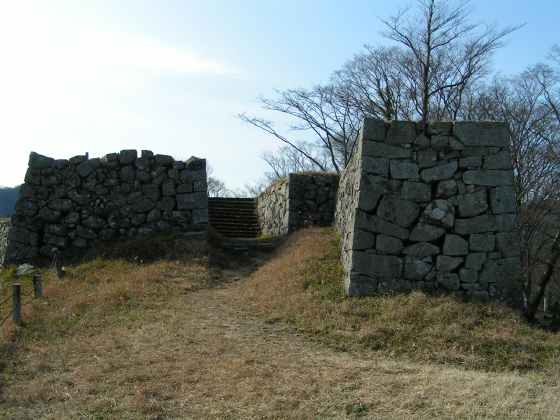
[[240, 227, 560, 373]]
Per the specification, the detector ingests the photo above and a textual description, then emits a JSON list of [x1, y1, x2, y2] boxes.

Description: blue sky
[[0, 0, 558, 190]]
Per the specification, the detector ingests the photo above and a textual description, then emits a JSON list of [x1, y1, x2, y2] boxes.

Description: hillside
[[1, 229, 560, 418], [0, 186, 19, 217]]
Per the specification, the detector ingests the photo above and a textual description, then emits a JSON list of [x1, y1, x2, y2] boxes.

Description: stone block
[[420, 160, 458, 182], [363, 142, 411, 159], [454, 122, 508, 147], [361, 119, 386, 141], [354, 212, 409, 240], [423, 199, 455, 228], [29, 152, 55, 169], [465, 253, 487, 270], [459, 268, 478, 284], [490, 186, 517, 214], [155, 154, 174, 166], [353, 252, 403, 278], [176, 192, 207, 210], [455, 215, 497, 235], [456, 190, 488, 217], [436, 180, 458, 198], [418, 150, 438, 168], [390, 160, 419, 179], [362, 157, 389, 176], [469, 233, 495, 252], [403, 242, 440, 257], [377, 234, 403, 254], [404, 256, 433, 280], [386, 121, 416, 144], [495, 213, 518, 231], [436, 255, 463, 272], [463, 170, 514, 186], [409, 223, 445, 242], [401, 181, 431, 202], [437, 272, 460, 290], [119, 149, 137, 165], [352, 230, 376, 250], [358, 184, 385, 212], [443, 234, 468, 256], [484, 150, 513, 170], [459, 156, 482, 169], [377, 196, 420, 228]]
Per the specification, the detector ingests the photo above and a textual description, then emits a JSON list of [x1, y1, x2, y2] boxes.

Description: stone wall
[[257, 173, 339, 237], [257, 177, 290, 237], [0, 219, 10, 266], [6, 150, 208, 264], [335, 119, 522, 305]]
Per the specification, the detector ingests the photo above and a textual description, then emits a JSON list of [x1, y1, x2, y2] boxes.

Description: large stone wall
[[6, 150, 208, 264], [0, 219, 10, 266], [335, 119, 522, 305], [257, 173, 339, 237]]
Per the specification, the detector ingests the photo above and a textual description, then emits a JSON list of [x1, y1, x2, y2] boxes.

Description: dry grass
[[0, 229, 559, 418], [239, 228, 560, 374]]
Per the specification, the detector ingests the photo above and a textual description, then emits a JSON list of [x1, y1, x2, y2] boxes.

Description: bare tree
[[241, 1, 517, 173], [207, 164, 232, 198], [262, 143, 330, 181], [381, 0, 519, 122], [239, 82, 361, 174], [472, 58, 560, 321]]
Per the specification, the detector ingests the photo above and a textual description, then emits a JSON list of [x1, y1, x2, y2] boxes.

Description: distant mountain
[[0, 185, 20, 217]]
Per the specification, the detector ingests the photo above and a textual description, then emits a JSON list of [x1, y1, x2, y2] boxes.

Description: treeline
[[0, 186, 20, 217]]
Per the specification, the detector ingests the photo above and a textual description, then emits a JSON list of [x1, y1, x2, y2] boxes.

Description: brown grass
[[0, 229, 559, 418], [239, 227, 560, 373]]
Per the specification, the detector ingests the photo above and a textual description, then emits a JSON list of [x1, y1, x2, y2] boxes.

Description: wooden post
[[12, 283, 22, 325], [32, 273, 43, 298], [54, 250, 65, 279]]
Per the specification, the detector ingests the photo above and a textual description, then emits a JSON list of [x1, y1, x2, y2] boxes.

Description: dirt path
[[2, 257, 560, 419]]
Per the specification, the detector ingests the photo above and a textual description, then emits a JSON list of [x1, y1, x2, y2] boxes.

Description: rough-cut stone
[[455, 215, 497, 235], [353, 252, 403, 277], [404, 256, 432, 280], [418, 150, 437, 168], [463, 170, 514, 186], [377, 234, 403, 254], [335, 118, 520, 303], [358, 184, 385, 212], [443, 234, 468, 256], [484, 150, 513, 170], [401, 181, 431, 202], [119, 149, 137, 165], [454, 122, 509, 147], [437, 272, 460, 290], [490, 187, 517, 214], [457, 190, 488, 217], [361, 119, 386, 141], [436, 255, 463, 272], [460, 268, 478, 284], [377, 196, 420, 228], [469, 233, 495, 252], [352, 230, 376, 250], [409, 223, 445, 242], [465, 253, 487, 270], [386, 121, 416, 144], [363, 142, 411, 159], [495, 213, 518, 231], [390, 160, 419, 179], [459, 156, 482, 169], [362, 157, 389, 176], [423, 199, 455, 228], [355, 212, 410, 240], [403, 242, 440, 257], [420, 160, 458, 182], [436, 180, 458, 198]]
